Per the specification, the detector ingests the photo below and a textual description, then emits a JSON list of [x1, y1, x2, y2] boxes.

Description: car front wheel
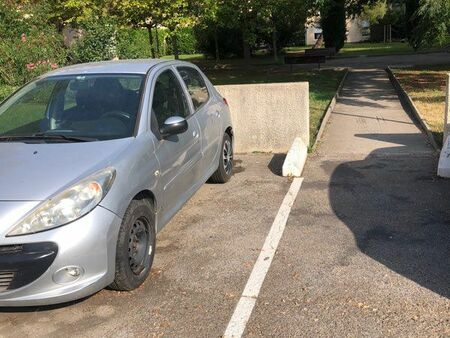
[[110, 198, 156, 291], [209, 133, 233, 183]]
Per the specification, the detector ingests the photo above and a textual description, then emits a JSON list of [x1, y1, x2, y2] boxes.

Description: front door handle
[[215, 111, 221, 118], [193, 130, 199, 139]]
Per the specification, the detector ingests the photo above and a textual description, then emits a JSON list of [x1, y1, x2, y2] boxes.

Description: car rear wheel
[[209, 133, 233, 183], [110, 198, 156, 291]]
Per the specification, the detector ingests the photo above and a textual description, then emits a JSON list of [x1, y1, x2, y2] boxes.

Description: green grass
[[160, 53, 205, 61], [204, 66, 346, 148], [393, 64, 450, 147], [285, 42, 447, 58]]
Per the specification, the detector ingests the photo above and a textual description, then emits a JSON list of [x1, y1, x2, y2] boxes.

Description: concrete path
[[245, 69, 450, 336], [327, 52, 450, 69], [290, 51, 450, 70]]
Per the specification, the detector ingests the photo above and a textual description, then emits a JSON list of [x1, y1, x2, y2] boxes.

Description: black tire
[[209, 133, 233, 183], [109, 198, 156, 291]]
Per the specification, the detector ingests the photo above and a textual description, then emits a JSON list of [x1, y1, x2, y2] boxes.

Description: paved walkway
[[245, 69, 450, 337]]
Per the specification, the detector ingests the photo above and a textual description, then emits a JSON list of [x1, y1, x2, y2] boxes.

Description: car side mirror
[[159, 116, 188, 137]]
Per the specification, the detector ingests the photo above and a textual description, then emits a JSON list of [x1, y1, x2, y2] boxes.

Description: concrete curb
[[311, 68, 349, 152], [282, 137, 307, 177], [386, 66, 440, 152]]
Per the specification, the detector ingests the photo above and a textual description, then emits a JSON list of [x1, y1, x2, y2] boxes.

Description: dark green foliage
[[68, 18, 117, 63], [321, 0, 346, 52], [405, 0, 421, 49], [117, 28, 151, 59], [194, 25, 243, 58], [167, 27, 198, 55], [411, 0, 450, 49]]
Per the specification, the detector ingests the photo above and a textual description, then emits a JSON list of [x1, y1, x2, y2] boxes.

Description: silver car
[[0, 60, 233, 306]]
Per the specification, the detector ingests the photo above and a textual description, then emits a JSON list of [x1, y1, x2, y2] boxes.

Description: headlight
[[7, 168, 116, 236]]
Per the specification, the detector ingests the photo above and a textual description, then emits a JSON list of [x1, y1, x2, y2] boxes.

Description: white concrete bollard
[[438, 74, 450, 178], [443, 74, 450, 145], [282, 137, 307, 177]]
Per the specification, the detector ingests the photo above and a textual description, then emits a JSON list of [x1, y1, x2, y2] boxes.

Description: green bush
[[68, 18, 117, 63], [117, 28, 151, 59], [168, 27, 198, 55], [117, 27, 171, 59], [0, 85, 17, 102], [117, 27, 197, 59]]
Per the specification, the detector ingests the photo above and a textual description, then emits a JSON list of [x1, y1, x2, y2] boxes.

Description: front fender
[[100, 133, 161, 220]]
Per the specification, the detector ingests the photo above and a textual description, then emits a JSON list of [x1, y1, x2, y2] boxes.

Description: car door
[[150, 67, 203, 226], [177, 66, 221, 170]]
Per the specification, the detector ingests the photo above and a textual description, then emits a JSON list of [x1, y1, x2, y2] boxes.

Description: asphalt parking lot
[[0, 154, 291, 337], [1, 68, 450, 338]]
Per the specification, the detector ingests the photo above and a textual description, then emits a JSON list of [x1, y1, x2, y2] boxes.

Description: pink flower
[[50, 63, 58, 69], [21, 33, 26, 43], [26, 63, 35, 70]]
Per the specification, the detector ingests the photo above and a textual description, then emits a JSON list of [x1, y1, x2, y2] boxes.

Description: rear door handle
[[193, 130, 199, 139], [215, 111, 221, 118]]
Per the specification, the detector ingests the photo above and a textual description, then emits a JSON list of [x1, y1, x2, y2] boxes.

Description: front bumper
[[0, 206, 121, 306]]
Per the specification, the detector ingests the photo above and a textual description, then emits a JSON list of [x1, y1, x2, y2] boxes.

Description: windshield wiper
[[0, 134, 98, 143], [33, 133, 98, 142]]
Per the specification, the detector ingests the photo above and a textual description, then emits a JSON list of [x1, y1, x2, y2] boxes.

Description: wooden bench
[[305, 47, 336, 58], [284, 54, 326, 70]]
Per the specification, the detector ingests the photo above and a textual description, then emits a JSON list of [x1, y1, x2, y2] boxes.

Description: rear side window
[[177, 67, 210, 111]]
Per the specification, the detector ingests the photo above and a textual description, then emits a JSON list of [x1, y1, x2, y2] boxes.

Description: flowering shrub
[[0, 3, 67, 86], [0, 30, 67, 86]]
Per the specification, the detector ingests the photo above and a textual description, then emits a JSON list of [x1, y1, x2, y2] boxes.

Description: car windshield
[[0, 74, 145, 142]]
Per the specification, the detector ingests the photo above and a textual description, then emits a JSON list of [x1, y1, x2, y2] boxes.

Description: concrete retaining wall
[[215, 82, 309, 153]]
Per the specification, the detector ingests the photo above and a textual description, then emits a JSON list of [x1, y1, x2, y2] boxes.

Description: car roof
[[42, 59, 174, 77]]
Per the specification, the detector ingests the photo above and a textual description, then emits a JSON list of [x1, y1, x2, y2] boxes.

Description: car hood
[[0, 138, 133, 201]]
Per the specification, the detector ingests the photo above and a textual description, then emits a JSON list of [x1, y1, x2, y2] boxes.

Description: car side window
[[151, 69, 191, 128], [177, 67, 210, 111]]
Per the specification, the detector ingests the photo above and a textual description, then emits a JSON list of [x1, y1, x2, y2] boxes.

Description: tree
[[194, 0, 221, 60], [404, 0, 420, 48], [361, 0, 387, 24], [217, 0, 264, 61], [321, 0, 347, 51], [158, 0, 197, 59], [270, 0, 308, 60], [114, 0, 161, 58]]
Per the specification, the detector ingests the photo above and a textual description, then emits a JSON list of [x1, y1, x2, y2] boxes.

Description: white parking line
[[224, 177, 304, 338]]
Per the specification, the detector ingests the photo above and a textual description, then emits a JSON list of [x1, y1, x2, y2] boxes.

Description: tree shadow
[[328, 133, 450, 298]]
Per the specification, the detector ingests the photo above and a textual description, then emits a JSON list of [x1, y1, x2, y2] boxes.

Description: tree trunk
[[172, 33, 179, 60], [155, 26, 160, 58], [314, 33, 324, 48], [272, 29, 278, 62], [214, 28, 220, 62], [147, 25, 155, 59]]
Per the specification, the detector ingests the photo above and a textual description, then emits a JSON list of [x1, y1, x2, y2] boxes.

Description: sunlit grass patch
[[393, 65, 450, 146]]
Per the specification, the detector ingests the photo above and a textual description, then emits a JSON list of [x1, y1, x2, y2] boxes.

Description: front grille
[[0, 242, 57, 292], [0, 271, 15, 292], [0, 245, 23, 254]]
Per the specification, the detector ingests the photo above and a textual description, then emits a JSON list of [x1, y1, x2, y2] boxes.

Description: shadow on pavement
[[268, 154, 286, 176], [0, 296, 90, 313], [328, 133, 450, 298]]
